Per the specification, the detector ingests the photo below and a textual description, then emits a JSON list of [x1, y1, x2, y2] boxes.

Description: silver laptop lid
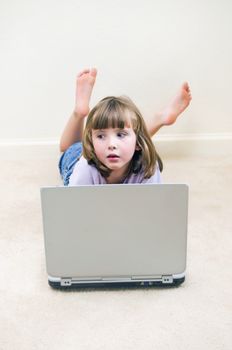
[[40, 184, 188, 279]]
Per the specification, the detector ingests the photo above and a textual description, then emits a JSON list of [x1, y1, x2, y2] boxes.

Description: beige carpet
[[0, 146, 231, 350]]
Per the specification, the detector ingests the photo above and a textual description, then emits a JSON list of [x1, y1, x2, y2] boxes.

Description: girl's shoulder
[[125, 163, 162, 184], [69, 156, 106, 185]]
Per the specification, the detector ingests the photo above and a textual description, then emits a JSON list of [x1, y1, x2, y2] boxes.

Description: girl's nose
[[108, 135, 117, 150], [108, 144, 117, 150]]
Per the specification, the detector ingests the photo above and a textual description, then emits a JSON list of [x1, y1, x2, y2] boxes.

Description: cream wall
[[0, 0, 232, 151]]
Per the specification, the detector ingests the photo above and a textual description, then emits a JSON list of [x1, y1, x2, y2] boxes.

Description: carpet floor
[[0, 146, 231, 350]]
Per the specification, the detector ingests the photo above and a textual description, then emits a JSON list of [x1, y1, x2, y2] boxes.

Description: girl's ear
[[135, 144, 141, 151]]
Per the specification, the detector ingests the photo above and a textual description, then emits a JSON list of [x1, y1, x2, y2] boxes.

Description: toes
[[77, 68, 97, 79], [90, 67, 97, 78], [182, 81, 190, 91], [77, 69, 90, 78], [182, 82, 192, 100]]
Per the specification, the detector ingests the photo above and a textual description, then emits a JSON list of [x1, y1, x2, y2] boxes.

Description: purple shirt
[[69, 156, 161, 185]]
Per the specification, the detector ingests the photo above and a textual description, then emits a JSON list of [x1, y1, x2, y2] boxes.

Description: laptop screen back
[[40, 184, 188, 279]]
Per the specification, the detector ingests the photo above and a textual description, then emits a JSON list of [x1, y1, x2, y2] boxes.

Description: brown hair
[[82, 95, 163, 179]]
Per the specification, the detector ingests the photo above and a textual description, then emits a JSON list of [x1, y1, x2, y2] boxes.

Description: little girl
[[59, 68, 192, 185]]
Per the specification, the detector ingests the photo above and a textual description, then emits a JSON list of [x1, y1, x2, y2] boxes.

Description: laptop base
[[48, 277, 185, 290]]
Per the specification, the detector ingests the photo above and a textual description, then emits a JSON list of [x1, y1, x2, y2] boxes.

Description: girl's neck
[[106, 172, 125, 184], [105, 165, 130, 184]]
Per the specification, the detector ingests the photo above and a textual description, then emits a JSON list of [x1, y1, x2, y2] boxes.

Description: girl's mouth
[[107, 155, 120, 162], [107, 154, 119, 158]]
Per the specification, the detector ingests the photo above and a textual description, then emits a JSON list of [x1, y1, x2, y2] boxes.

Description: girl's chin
[[105, 159, 122, 167], [103, 159, 130, 171], [107, 165, 121, 170]]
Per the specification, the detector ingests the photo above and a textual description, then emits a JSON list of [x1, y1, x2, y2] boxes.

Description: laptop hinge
[[102, 277, 131, 282], [61, 278, 72, 286], [162, 275, 173, 284], [61, 277, 104, 285], [61, 276, 174, 286], [132, 275, 162, 281], [132, 275, 173, 283]]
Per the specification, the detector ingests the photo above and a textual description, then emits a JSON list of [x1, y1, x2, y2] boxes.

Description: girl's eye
[[97, 134, 104, 139], [117, 132, 127, 138]]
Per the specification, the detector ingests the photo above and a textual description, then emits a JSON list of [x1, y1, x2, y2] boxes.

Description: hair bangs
[[91, 98, 134, 130]]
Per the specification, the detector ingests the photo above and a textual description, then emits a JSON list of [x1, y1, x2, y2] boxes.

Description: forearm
[[59, 111, 86, 152]]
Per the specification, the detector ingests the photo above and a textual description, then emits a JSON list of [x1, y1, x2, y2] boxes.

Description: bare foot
[[74, 68, 97, 117], [161, 82, 192, 126]]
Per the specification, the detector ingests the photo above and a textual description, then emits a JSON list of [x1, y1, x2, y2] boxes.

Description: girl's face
[[92, 126, 139, 175]]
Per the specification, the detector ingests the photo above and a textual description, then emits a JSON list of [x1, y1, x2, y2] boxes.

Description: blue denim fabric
[[58, 142, 83, 185]]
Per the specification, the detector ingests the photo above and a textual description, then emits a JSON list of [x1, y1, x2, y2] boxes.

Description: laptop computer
[[40, 184, 188, 289]]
